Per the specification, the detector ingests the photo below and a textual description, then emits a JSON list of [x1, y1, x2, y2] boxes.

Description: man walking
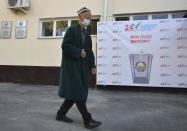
[[56, 7, 101, 129]]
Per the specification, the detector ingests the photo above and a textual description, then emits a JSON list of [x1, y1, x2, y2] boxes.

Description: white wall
[[0, 0, 102, 66], [109, 0, 187, 15], [0, 0, 186, 66]]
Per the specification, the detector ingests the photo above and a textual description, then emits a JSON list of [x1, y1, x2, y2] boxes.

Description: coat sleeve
[[89, 37, 96, 70], [62, 27, 82, 58]]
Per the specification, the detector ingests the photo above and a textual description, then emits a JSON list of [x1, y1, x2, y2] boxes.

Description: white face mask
[[81, 19, 91, 27]]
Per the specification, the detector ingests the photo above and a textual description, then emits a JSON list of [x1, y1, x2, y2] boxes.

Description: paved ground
[[0, 83, 187, 131]]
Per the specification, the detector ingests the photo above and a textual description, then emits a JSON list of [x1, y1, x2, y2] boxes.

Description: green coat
[[58, 24, 95, 101]]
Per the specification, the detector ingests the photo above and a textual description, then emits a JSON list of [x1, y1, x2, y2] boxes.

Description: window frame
[[55, 20, 69, 37], [38, 16, 100, 39], [133, 15, 149, 21], [113, 11, 187, 21]]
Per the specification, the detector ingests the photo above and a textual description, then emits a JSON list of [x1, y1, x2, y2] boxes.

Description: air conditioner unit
[[7, 0, 30, 9]]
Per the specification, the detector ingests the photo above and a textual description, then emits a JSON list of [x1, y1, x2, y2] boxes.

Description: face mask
[[81, 19, 91, 27]]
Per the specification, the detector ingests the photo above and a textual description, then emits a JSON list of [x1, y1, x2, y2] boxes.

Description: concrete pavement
[[0, 83, 187, 131]]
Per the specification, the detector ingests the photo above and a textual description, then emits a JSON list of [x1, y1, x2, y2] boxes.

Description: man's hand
[[81, 49, 86, 58], [91, 68, 96, 75]]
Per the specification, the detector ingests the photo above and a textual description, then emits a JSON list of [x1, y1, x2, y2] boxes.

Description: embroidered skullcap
[[77, 7, 91, 16]]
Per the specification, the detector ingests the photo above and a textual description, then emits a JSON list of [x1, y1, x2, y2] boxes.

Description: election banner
[[97, 18, 187, 88]]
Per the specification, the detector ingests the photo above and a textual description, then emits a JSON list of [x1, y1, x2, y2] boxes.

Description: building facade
[[0, 0, 187, 85]]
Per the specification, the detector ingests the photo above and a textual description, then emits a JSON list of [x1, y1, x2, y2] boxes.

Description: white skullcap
[[77, 7, 91, 16]]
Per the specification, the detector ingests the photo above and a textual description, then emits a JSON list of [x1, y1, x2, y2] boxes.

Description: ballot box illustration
[[129, 54, 153, 84]]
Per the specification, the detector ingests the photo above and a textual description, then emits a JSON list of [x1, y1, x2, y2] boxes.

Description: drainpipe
[[104, 0, 108, 21]]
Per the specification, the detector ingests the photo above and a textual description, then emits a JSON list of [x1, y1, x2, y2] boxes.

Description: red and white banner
[[97, 19, 187, 88]]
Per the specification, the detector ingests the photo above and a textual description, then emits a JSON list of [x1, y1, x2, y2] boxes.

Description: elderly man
[[56, 7, 101, 129]]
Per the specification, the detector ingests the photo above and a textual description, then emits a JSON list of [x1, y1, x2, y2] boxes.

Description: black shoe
[[56, 115, 74, 123], [84, 119, 102, 129]]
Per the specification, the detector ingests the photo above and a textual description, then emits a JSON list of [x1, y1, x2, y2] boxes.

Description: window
[[39, 17, 100, 38], [172, 13, 186, 18], [114, 12, 187, 21], [71, 20, 79, 25], [42, 21, 53, 37], [71, 19, 99, 35], [133, 15, 148, 20], [40, 20, 68, 37], [87, 19, 99, 35], [56, 21, 68, 36], [115, 17, 129, 21], [152, 14, 168, 19], [114, 13, 168, 21]]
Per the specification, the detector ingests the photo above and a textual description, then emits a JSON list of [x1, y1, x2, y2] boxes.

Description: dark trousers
[[57, 99, 92, 124]]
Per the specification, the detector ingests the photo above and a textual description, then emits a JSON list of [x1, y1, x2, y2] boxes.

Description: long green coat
[[58, 24, 95, 101]]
